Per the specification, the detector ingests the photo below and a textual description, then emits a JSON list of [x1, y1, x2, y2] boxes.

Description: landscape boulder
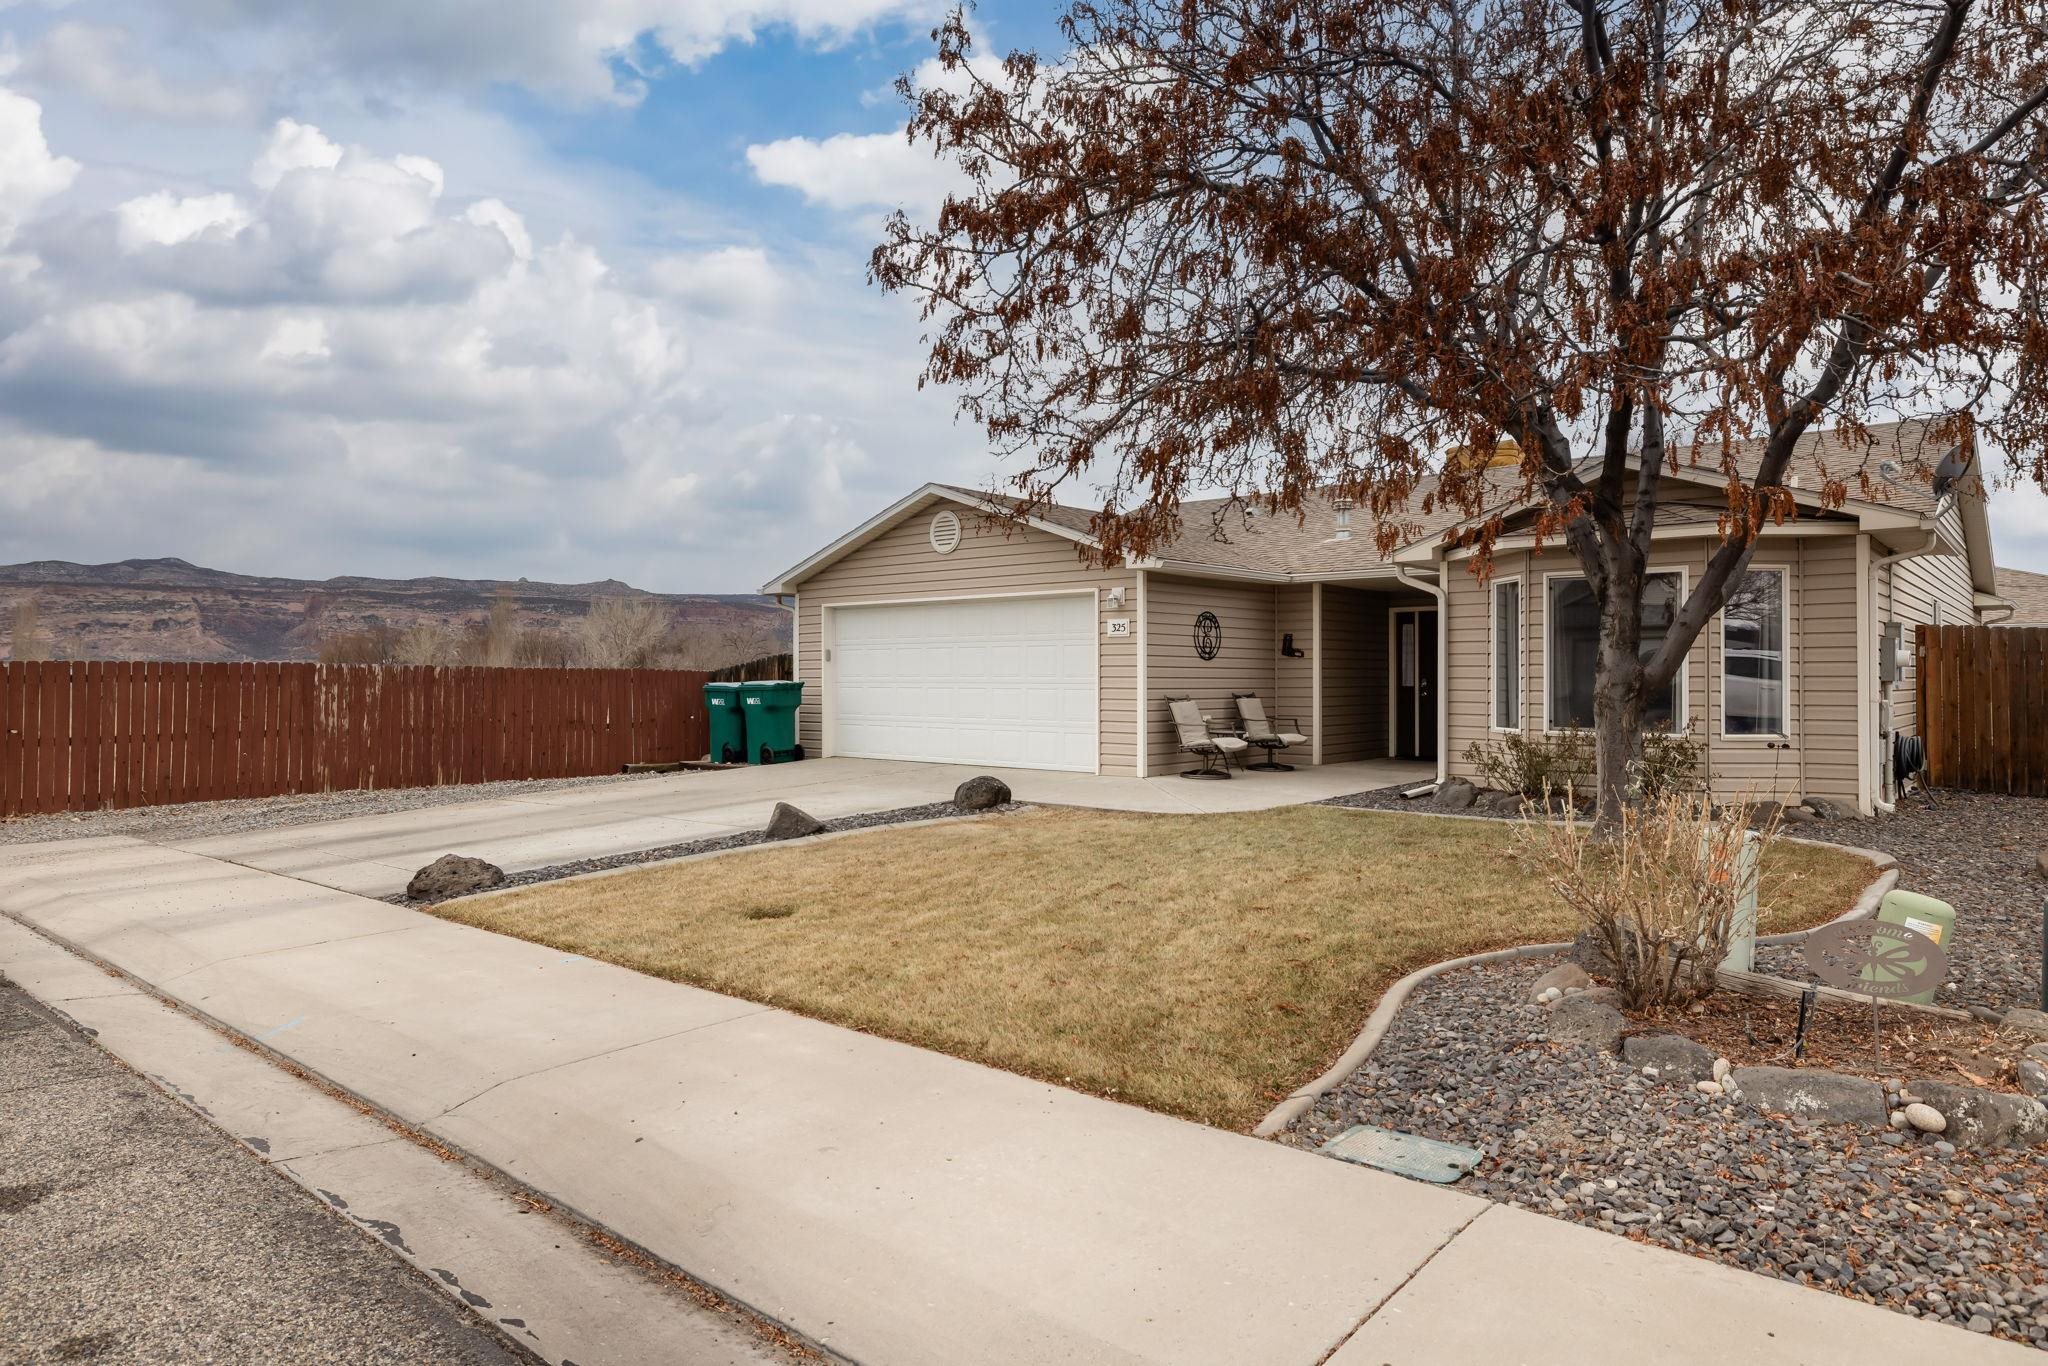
[[1727, 1066, 1888, 1128], [2004, 1008, 2048, 1037], [1546, 995, 1626, 1053], [2019, 1059, 2048, 1103], [1431, 778, 1477, 811], [1477, 789, 1524, 813], [953, 775, 1012, 811], [1568, 929, 1617, 978], [1906, 1081, 2048, 1149], [1622, 1033, 1717, 1084], [1801, 795, 1848, 821], [1779, 805, 1818, 825], [764, 802, 826, 841], [406, 854, 505, 903], [1527, 962, 1592, 1004]]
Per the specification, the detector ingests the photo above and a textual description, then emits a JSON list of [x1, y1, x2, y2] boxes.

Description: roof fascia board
[[760, 483, 1102, 593]]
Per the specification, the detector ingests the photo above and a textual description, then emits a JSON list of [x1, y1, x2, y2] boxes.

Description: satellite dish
[[1876, 457, 1905, 484], [1931, 446, 1971, 500]]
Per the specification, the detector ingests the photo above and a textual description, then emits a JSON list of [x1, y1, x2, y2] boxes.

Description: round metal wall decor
[[1193, 611, 1223, 661], [1801, 921, 1948, 1000]]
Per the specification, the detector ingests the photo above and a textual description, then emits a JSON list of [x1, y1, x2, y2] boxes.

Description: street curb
[[1250, 840, 1898, 1140]]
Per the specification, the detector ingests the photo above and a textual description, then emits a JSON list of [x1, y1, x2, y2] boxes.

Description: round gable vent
[[929, 508, 962, 555]]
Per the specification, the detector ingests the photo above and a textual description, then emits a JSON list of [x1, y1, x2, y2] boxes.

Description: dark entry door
[[1393, 609, 1439, 761]]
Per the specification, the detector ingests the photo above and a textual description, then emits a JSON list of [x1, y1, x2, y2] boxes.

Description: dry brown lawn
[[431, 806, 1877, 1130]]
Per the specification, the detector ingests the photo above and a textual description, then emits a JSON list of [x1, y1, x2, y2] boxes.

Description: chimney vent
[[1332, 496, 1354, 541]]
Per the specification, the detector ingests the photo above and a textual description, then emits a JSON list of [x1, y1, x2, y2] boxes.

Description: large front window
[[1722, 568, 1786, 735], [1547, 573, 1682, 730]]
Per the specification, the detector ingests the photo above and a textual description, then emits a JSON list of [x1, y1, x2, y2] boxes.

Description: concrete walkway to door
[[165, 755, 1434, 899], [0, 835, 2028, 1366]]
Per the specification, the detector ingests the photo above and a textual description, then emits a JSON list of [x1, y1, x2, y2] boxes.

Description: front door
[[1392, 608, 1438, 761]]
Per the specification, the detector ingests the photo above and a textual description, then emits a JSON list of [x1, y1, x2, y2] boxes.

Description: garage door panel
[[830, 596, 1096, 773]]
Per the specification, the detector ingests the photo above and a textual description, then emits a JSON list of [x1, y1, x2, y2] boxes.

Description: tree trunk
[[1592, 569, 1649, 830]]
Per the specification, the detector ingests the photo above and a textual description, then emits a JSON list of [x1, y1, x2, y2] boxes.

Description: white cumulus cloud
[[0, 85, 77, 243], [745, 130, 957, 214]]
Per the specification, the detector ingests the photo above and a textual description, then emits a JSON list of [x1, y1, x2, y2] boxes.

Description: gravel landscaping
[[392, 800, 1023, 903], [1293, 785, 2048, 1347], [0, 770, 680, 847], [1282, 954, 2048, 1347], [1782, 791, 2048, 1014]]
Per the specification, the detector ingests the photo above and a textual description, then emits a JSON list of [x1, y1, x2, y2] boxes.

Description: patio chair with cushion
[[1233, 693, 1308, 771], [1167, 695, 1249, 779]]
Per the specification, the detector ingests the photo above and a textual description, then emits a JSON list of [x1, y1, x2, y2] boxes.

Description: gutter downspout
[[1870, 529, 1944, 812], [1393, 562, 1449, 787]]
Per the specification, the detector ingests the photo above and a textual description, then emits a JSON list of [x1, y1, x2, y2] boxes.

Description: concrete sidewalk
[[1, 835, 2027, 1365], [166, 755, 1433, 898]]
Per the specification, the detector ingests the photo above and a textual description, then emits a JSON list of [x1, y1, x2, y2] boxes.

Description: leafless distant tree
[[575, 597, 675, 668], [875, 0, 2048, 823], [7, 598, 50, 662]]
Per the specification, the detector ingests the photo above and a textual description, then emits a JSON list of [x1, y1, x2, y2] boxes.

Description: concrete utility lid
[[1321, 1124, 1483, 1184]]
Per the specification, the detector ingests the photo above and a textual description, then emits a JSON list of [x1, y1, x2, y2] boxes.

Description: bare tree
[[7, 598, 50, 662], [574, 597, 675, 668], [875, 0, 2048, 823]]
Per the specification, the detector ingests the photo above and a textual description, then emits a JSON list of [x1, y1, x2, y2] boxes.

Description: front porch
[[1142, 574, 1438, 776]]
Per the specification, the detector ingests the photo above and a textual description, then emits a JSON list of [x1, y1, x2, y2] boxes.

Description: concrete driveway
[[170, 756, 1434, 898]]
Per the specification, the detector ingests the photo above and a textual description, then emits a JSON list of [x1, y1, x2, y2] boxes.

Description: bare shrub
[[318, 624, 400, 664], [1522, 789, 1777, 1013], [390, 623, 464, 666], [1467, 729, 1706, 802]]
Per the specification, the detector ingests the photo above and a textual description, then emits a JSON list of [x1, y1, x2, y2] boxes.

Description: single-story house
[[761, 417, 2005, 815], [1993, 566, 2048, 626]]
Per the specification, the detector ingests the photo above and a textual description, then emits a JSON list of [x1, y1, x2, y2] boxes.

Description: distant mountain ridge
[[0, 557, 787, 663]]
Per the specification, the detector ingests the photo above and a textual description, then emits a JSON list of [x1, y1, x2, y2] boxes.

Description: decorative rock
[[1711, 1057, 1732, 1083], [763, 802, 827, 841], [1906, 1080, 2048, 1149], [952, 775, 1012, 811], [2037, 850, 2048, 878], [405, 854, 505, 902], [2026, 1041, 2048, 1066], [1694, 1080, 1723, 1096], [1567, 930, 1615, 978], [1546, 995, 1626, 1053], [1726, 1066, 1889, 1128], [2020, 1059, 2048, 1102], [1801, 795, 1848, 820], [2003, 1008, 2048, 1036], [1431, 778, 1478, 811], [1902, 1102, 1947, 1134], [1527, 962, 1592, 1004], [1621, 1033, 1717, 1084], [1536, 986, 1562, 1005], [1889, 1110, 1909, 1130], [1779, 805, 1818, 825]]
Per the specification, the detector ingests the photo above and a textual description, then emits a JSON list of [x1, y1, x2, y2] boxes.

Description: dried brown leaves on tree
[[875, 0, 2048, 819]]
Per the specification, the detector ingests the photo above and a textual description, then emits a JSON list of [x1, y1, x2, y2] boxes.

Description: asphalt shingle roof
[[949, 417, 1966, 577], [1994, 566, 2048, 625]]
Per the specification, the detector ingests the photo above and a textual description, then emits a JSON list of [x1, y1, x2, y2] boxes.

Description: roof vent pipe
[[1332, 497, 1354, 542]]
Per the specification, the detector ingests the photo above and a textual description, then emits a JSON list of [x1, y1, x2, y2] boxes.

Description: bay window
[[1492, 579, 1521, 729], [1546, 573, 1683, 730], [1722, 568, 1786, 735]]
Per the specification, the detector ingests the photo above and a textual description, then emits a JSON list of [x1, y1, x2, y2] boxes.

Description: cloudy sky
[[0, 2, 2040, 593]]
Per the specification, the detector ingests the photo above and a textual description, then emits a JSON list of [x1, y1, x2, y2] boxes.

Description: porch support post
[[1135, 568, 1150, 777], [1311, 582, 1323, 767]]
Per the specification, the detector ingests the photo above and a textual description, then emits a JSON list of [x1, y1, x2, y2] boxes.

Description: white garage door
[[830, 595, 1097, 772]]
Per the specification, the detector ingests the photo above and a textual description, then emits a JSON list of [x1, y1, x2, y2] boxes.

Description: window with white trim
[[1492, 580, 1521, 729], [1722, 568, 1786, 736], [1547, 573, 1682, 730]]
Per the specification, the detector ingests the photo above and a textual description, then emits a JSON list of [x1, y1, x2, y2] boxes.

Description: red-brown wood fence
[[1916, 625, 2048, 796], [0, 662, 710, 817]]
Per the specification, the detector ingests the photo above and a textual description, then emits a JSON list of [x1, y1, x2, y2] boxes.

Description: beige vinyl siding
[[1795, 534, 1862, 806], [1878, 500, 1976, 739], [793, 501, 1137, 774], [1275, 584, 1316, 744], [1143, 575, 1280, 775]]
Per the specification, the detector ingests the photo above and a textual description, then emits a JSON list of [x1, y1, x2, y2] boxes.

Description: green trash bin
[[740, 680, 805, 765], [705, 682, 747, 765]]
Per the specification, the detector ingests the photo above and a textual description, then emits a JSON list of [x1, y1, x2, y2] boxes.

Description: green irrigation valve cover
[[1873, 888, 1957, 1006], [1320, 1124, 1482, 1184]]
